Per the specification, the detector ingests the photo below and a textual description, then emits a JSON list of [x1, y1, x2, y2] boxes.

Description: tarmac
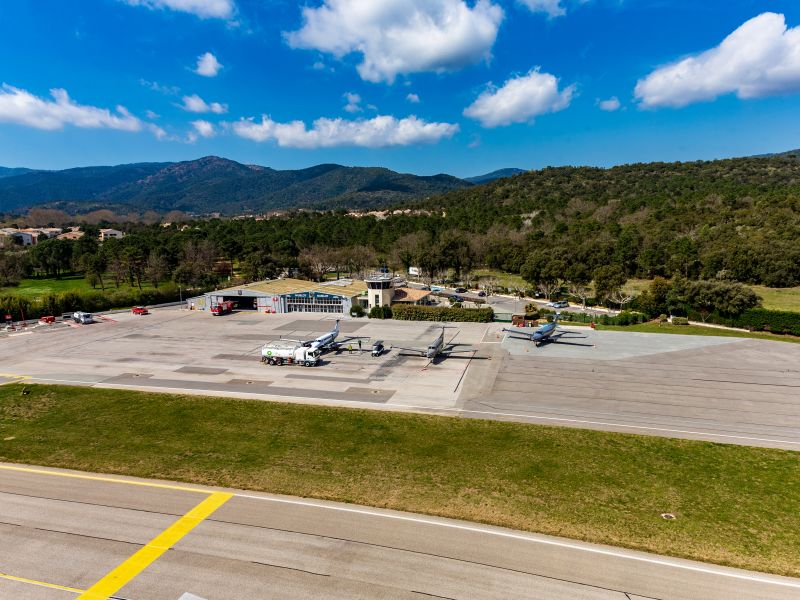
[[1, 462, 798, 600], [0, 309, 799, 449]]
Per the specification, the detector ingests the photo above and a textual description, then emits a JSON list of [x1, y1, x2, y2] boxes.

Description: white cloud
[[120, 0, 235, 20], [406, 93, 420, 103], [343, 92, 362, 113], [463, 68, 575, 127], [194, 52, 222, 77], [636, 12, 800, 109], [233, 114, 458, 148], [179, 93, 227, 114], [598, 96, 621, 111], [140, 79, 180, 96], [147, 123, 169, 140], [518, 0, 565, 18], [285, 0, 504, 83], [145, 109, 160, 119], [191, 119, 215, 138], [0, 84, 143, 132]]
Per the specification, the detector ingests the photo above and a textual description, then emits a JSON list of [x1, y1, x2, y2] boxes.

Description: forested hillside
[[408, 156, 800, 287], [0, 157, 471, 214], [2, 156, 799, 293]]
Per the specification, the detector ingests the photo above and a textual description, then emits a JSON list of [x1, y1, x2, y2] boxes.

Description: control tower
[[365, 273, 394, 309]]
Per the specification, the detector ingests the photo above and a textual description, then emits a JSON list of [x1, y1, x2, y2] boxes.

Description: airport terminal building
[[191, 278, 368, 314]]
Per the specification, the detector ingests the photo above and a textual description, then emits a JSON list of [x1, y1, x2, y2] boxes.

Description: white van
[[72, 312, 94, 324]]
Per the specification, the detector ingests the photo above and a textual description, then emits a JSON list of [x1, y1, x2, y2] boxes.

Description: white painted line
[[388, 403, 800, 447], [8, 332, 33, 337], [233, 492, 800, 589], [21, 376, 800, 447]]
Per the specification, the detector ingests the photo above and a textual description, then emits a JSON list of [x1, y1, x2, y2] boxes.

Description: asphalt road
[[1, 463, 798, 600]]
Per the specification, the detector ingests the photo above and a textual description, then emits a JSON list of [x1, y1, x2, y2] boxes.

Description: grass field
[[472, 268, 527, 290], [1, 384, 798, 577], [597, 322, 800, 344], [1, 275, 160, 299]]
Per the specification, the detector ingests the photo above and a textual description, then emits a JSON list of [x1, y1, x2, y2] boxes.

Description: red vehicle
[[210, 300, 235, 316], [38, 315, 56, 324], [131, 306, 149, 315]]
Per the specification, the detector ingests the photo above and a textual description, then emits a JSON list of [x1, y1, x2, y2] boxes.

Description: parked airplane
[[503, 313, 561, 346], [394, 326, 475, 364], [282, 320, 363, 352]]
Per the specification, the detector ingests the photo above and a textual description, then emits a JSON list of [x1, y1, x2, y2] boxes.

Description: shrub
[[672, 317, 689, 325], [392, 304, 494, 322], [368, 305, 393, 319], [349, 304, 366, 318]]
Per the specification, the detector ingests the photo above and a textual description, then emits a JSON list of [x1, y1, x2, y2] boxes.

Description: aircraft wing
[[393, 346, 427, 356], [442, 348, 476, 355]]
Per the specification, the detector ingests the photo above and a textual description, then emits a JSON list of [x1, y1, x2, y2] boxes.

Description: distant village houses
[[57, 227, 85, 241], [0, 227, 63, 246]]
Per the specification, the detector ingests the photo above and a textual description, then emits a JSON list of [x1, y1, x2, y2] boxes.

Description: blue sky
[[2, 0, 800, 177]]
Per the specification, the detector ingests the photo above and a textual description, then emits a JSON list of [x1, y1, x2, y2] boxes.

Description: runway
[[1, 463, 798, 600]]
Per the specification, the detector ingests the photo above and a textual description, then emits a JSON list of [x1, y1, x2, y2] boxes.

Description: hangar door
[[221, 295, 258, 310], [286, 292, 344, 313]]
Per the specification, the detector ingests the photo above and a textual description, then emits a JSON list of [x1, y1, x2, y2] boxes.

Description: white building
[[99, 228, 125, 241]]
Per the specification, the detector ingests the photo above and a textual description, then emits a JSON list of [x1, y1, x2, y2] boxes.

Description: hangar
[[191, 278, 368, 314]]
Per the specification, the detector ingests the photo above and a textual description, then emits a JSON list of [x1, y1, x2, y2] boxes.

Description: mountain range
[[0, 157, 519, 215]]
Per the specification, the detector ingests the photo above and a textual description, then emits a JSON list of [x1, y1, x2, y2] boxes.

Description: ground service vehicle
[[211, 300, 235, 316], [261, 341, 320, 366], [371, 340, 385, 357], [131, 306, 149, 315], [72, 312, 93, 324]]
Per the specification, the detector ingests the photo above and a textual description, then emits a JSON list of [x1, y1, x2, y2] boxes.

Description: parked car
[[449, 295, 464, 303], [131, 306, 149, 315], [477, 291, 486, 297], [419, 284, 431, 291], [454, 287, 467, 293], [430, 285, 444, 293], [72, 311, 93, 324], [371, 340, 385, 357], [547, 300, 569, 308]]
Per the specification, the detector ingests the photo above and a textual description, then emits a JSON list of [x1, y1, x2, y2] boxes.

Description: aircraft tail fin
[[334, 319, 340, 333]]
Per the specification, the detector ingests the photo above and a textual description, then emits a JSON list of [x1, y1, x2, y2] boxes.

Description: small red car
[[131, 306, 149, 315]]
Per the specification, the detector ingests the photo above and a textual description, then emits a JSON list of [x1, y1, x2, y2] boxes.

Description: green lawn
[[472, 268, 528, 290], [1, 275, 160, 299], [597, 322, 800, 344], [1, 384, 798, 577], [750, 285, 800, 312]]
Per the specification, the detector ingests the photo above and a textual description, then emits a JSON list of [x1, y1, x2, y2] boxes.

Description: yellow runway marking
[[77, 492, 232, 600], [0, 465, 208, 494], [0, 373, 30, 385], [0, 571, 84, 594]]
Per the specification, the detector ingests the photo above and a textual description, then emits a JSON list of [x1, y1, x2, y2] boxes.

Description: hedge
[[734, 309, 800, 336], [392, 304, 494, 323], [0, 285, 204, 321], [688, 308, 800, 336]]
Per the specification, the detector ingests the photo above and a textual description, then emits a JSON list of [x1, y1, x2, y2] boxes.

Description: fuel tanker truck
[[261, 340, 320, 367]]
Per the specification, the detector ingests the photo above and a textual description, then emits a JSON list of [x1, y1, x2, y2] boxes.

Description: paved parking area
[[1, 309, 799, 449]]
